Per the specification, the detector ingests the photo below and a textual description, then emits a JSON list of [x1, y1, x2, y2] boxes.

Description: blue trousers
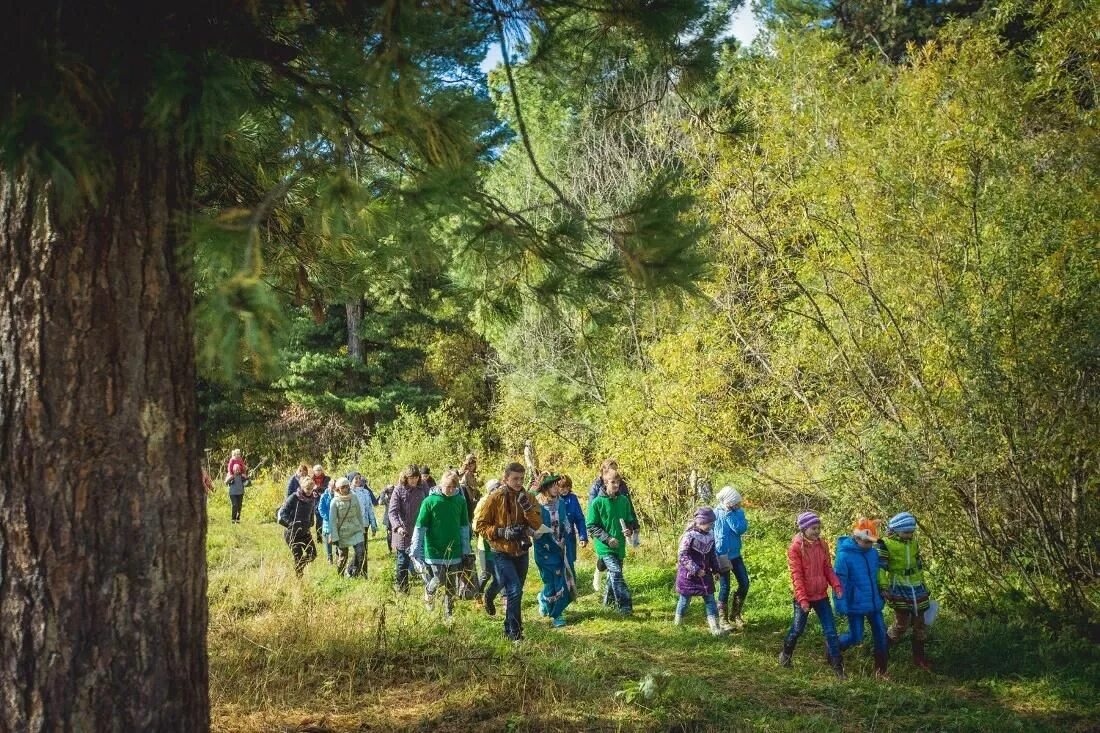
[[492, 552, 530, 640], [840, 610, 888, 653], [563, 533, 578, 576], [600, 553, 632, 613], [676, 593, 718, 617], [536, 561, 572, 620], [718, 556, 749, 604], [394, 549, 413, 592], [785, 598, 840, 658]]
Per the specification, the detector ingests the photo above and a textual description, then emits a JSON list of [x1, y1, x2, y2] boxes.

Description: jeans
[[395, 549, 413, 592], [564, 533, 578, 576], [492, 552, 530, 640], [427, 563, 459, 615], [230, 494, 243, 522], [285, 527, 316, 577], [841, 610, 888, 652], [676, 593, 718, 617], [718, 556, 749, 604], [600, 553, 632, 613], [336, 541, 366, 578], [785, 598, 840, 658]]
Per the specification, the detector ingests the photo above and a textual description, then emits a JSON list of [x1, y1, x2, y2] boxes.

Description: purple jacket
[[676, 526, 719, 597], [387, 483, 428, 552]]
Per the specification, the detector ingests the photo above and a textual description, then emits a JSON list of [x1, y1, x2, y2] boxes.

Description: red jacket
[[787, 533, 842, 604]]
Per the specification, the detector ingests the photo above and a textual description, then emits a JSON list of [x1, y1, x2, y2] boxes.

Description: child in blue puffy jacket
[[834, 518, 889, 678], [714, 486, 749, 630]]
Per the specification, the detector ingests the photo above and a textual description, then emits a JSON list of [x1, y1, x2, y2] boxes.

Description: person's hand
[[623, 528, 634, 538], [580, 540, 588, 548], [799, 601, 810, 612], [396, 526, 407, 537], [696, 569, 706, 578], [608, 537, 620, 549], [835, 588, 844, 599]]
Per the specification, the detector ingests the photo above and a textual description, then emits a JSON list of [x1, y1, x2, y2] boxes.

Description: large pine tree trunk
[[347, 298, 364, 363], [0, 133, 209, 730]]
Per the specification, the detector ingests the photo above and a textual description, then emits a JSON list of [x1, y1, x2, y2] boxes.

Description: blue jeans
[[785, 598, 840, 658], [600, 553, 632, 613], [492, 552, 530, 640], [676, 593, 718, 617], [840, 610, 888, 653], [394, 549, 413, 592], [564, 533, 578, 576], [718, 556, 749, 604]]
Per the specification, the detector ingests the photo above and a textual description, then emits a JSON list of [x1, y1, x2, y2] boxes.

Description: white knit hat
[[716, 485, 742, 508]]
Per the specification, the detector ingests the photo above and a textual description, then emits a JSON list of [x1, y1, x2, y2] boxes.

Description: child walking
[[330, 477, 367, 577], [225, 464, 249, 523], [835, 518, 889, 677], [878, 512, 932, 671], [557, 475, 587, 578], [411, 469, 472, 619], [714, 485, 750, 630], [586, 469, 635, 615], [779, 511, 846, 679], [674, 507, 727, 636], [533, 474, 574, 628]]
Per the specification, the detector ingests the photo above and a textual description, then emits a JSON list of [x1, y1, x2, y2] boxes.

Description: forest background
[[198, 0, 1099, 633]]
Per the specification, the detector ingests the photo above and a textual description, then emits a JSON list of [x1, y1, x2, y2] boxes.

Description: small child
[[586, 469, 634, 615], [674, 507, 727, 636], [411, 469, 472, 619], [779, 511, 846, 679], [835, 518, 888, 677], [878, 512, 932, 671], [557, 475, 587, 578], [226, 449, 247, 481], [225, 464, 249, 524], [330, 477, 366, 577], [533, 473, 574, 628], [714, 486, 750, 630]]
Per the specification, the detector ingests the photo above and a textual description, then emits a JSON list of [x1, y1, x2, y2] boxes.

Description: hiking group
[[223, 449, 934, 678]]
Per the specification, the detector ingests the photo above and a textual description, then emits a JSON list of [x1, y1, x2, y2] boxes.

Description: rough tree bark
[[0, 136, 209, 728], [347, 298, 364, 363]]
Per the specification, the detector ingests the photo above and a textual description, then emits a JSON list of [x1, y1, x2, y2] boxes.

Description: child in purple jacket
[[674, 507, 727, 636]]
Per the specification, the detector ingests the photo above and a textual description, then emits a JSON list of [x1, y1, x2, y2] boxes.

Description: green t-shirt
[[415, 492, 470, 563], [587, 493, 635, 559]]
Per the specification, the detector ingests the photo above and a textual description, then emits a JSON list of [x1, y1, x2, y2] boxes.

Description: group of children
[[238, 448, 932, 674]]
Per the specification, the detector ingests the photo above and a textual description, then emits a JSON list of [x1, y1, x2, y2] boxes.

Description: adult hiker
[[474, 462, 543, 642], [277, 479, 321, 577], [310, 463, 332, 551], [317, 472, 338, 565], [286, 463, 310, 497], [330, 477, 367, 577], [348, 472, 378, 538], [420, 466, 436, 491], [714, 485, 750, 631], [835, 518, 889, 677], [587, 468, 636, 616], [388, 464, 428, 593], [411, 469, 472, 619], [225, 463, 250, 524], [533, 473, 574, 628], [878, 511, 933, 671]]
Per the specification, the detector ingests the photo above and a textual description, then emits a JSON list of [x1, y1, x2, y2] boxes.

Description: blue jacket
[[560, 493, 588, 542], [533, 502, 568, 570], [317, 489, 334, 534], [714, 506, 748, 559], [833, 535, 885, 616]]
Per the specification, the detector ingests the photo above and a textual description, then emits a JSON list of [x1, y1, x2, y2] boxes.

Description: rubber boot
[[912, 637, 932, 672], [707, 614, 728, 637], [717, 602, 733, 632], [778, 638, 796, 668], [827, 654, 847, 680], [731, 595, 746, 630], [874, 649, 889, 679]]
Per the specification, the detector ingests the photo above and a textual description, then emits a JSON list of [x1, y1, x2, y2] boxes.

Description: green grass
[[208, 481, 1100, 732]]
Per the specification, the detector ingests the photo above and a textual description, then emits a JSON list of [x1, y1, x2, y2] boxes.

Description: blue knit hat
[[888, 512, 918, 533]]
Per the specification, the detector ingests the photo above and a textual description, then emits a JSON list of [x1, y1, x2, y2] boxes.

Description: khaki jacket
[[474, 486, 542, 556]]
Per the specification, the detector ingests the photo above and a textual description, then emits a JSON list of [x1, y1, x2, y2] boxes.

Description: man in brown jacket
[[474, 462, 543, 641]]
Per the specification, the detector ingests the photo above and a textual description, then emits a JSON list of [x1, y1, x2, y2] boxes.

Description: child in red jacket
[[779, 511, 847, 679]]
